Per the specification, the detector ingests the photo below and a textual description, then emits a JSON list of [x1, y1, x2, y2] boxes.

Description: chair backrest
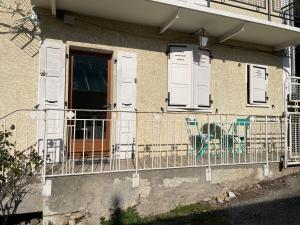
[[231, 117, 251, 136], [185, 118, 218, 138], [226, 117, 251, 135], [185, 117, 198, 126], [235, 118, 251, 127], [185, 117, 201, 136]]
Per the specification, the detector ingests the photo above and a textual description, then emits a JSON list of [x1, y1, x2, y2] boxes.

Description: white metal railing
[[0, 109, 286, 178], [285, 76, 300, 164], [287, 113, 300, 159]]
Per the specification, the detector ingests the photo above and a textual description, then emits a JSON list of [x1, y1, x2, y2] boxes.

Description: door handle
[[103, 104, 111, 109], [46, 100, 58, 103], [122, 103, 132, 106], [40, 70, 47, 76]]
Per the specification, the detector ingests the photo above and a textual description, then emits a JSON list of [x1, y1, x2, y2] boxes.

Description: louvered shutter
[[116, 52, 137, 159], [168, 46, 192, 108], [249, 65, 268, 104], [193, 50, 211, 108]]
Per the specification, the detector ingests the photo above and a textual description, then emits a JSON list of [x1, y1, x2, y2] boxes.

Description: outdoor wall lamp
[[199, 28, 208, 48]]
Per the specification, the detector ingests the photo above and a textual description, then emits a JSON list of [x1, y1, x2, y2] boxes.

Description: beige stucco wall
[[0, 7, 286, 153], [0, 0, 287, 117], [0, 6, 40, 116], [37, 10, 284, 116], [0, 7, 285, 117], [0, 1, 288, 118]]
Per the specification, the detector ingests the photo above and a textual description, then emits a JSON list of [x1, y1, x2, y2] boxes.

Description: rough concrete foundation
[[43, 163, 300, 225]]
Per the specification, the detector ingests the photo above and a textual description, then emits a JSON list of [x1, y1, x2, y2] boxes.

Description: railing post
[[206, 114, 212, 181], [132, 113, 139, 188], [43, 110, 48, 184], [264, 115, 270, 177], [42, 109, 52, 197], [284, 114, 289, 168]]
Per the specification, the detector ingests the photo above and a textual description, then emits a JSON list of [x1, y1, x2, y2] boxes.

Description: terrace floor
[[45, 148, 283, 176]]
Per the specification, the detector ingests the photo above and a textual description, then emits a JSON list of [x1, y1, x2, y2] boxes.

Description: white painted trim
[[246, 104, 270, 108], [167, 107, 212, 113]]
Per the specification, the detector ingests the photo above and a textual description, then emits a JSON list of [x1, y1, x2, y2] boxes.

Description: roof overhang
[[36, 0, 300, 51]]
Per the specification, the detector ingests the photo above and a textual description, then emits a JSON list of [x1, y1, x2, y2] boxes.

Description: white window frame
[[167, 44, 212, 112], [247, 63, 269, 107]]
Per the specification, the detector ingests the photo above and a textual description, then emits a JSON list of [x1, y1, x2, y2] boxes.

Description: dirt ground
[[100, 171, 300, 225], [220, 171, 300, 225]]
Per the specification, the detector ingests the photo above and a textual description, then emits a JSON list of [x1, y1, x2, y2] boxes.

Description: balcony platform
[[45, 147, 283, 176], [36, 0, 300, 50]]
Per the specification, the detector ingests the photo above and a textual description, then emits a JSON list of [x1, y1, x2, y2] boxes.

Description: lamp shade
[[199, 35, 208, 47]]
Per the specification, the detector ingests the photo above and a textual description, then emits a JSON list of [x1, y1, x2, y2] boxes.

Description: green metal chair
[[185, 118, 217, 159], [222, 117, 251, 154]]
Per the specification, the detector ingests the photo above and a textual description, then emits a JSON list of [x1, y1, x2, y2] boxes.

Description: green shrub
[[100, 206, 143, 225], [0, 126, 43, 225]]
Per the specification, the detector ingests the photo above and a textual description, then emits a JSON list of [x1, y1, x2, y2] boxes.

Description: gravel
[[221, 172, 300, 225]]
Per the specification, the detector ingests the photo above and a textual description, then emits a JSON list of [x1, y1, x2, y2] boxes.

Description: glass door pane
[[70, 51, 110, 141]]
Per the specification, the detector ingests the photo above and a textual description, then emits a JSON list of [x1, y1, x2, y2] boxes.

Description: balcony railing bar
[[211, 0, 298, 23], [229, 0, 266, 9], [0, 109, 287, 178], [273, 0, 293, 13]]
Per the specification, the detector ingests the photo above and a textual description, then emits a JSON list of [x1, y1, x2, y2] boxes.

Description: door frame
[[68, 49, 112, 158]]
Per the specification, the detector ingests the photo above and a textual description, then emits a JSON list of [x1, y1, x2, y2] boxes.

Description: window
[[247, 64, 268, 105], [167, 45, 211, 110]]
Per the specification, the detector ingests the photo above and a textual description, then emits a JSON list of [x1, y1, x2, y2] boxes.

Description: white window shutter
[[116, 52, 137, 111], [249, 65, 268, 104], [39, 40, 66, 110], [168, 46, 192, 108], [193, 50, 211, 108], [38, 40, 66, 163], [116, 52, 137, 159]]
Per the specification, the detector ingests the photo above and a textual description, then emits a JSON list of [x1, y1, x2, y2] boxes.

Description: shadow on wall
[[37, 9, 190, 54], [0, 212, 43, 225], [38, 9, 282, 67], [100, 195, 300, 225], [9, 21, 41, 57], [0, 1, 41, 57], [100, 194, 143, 225]]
